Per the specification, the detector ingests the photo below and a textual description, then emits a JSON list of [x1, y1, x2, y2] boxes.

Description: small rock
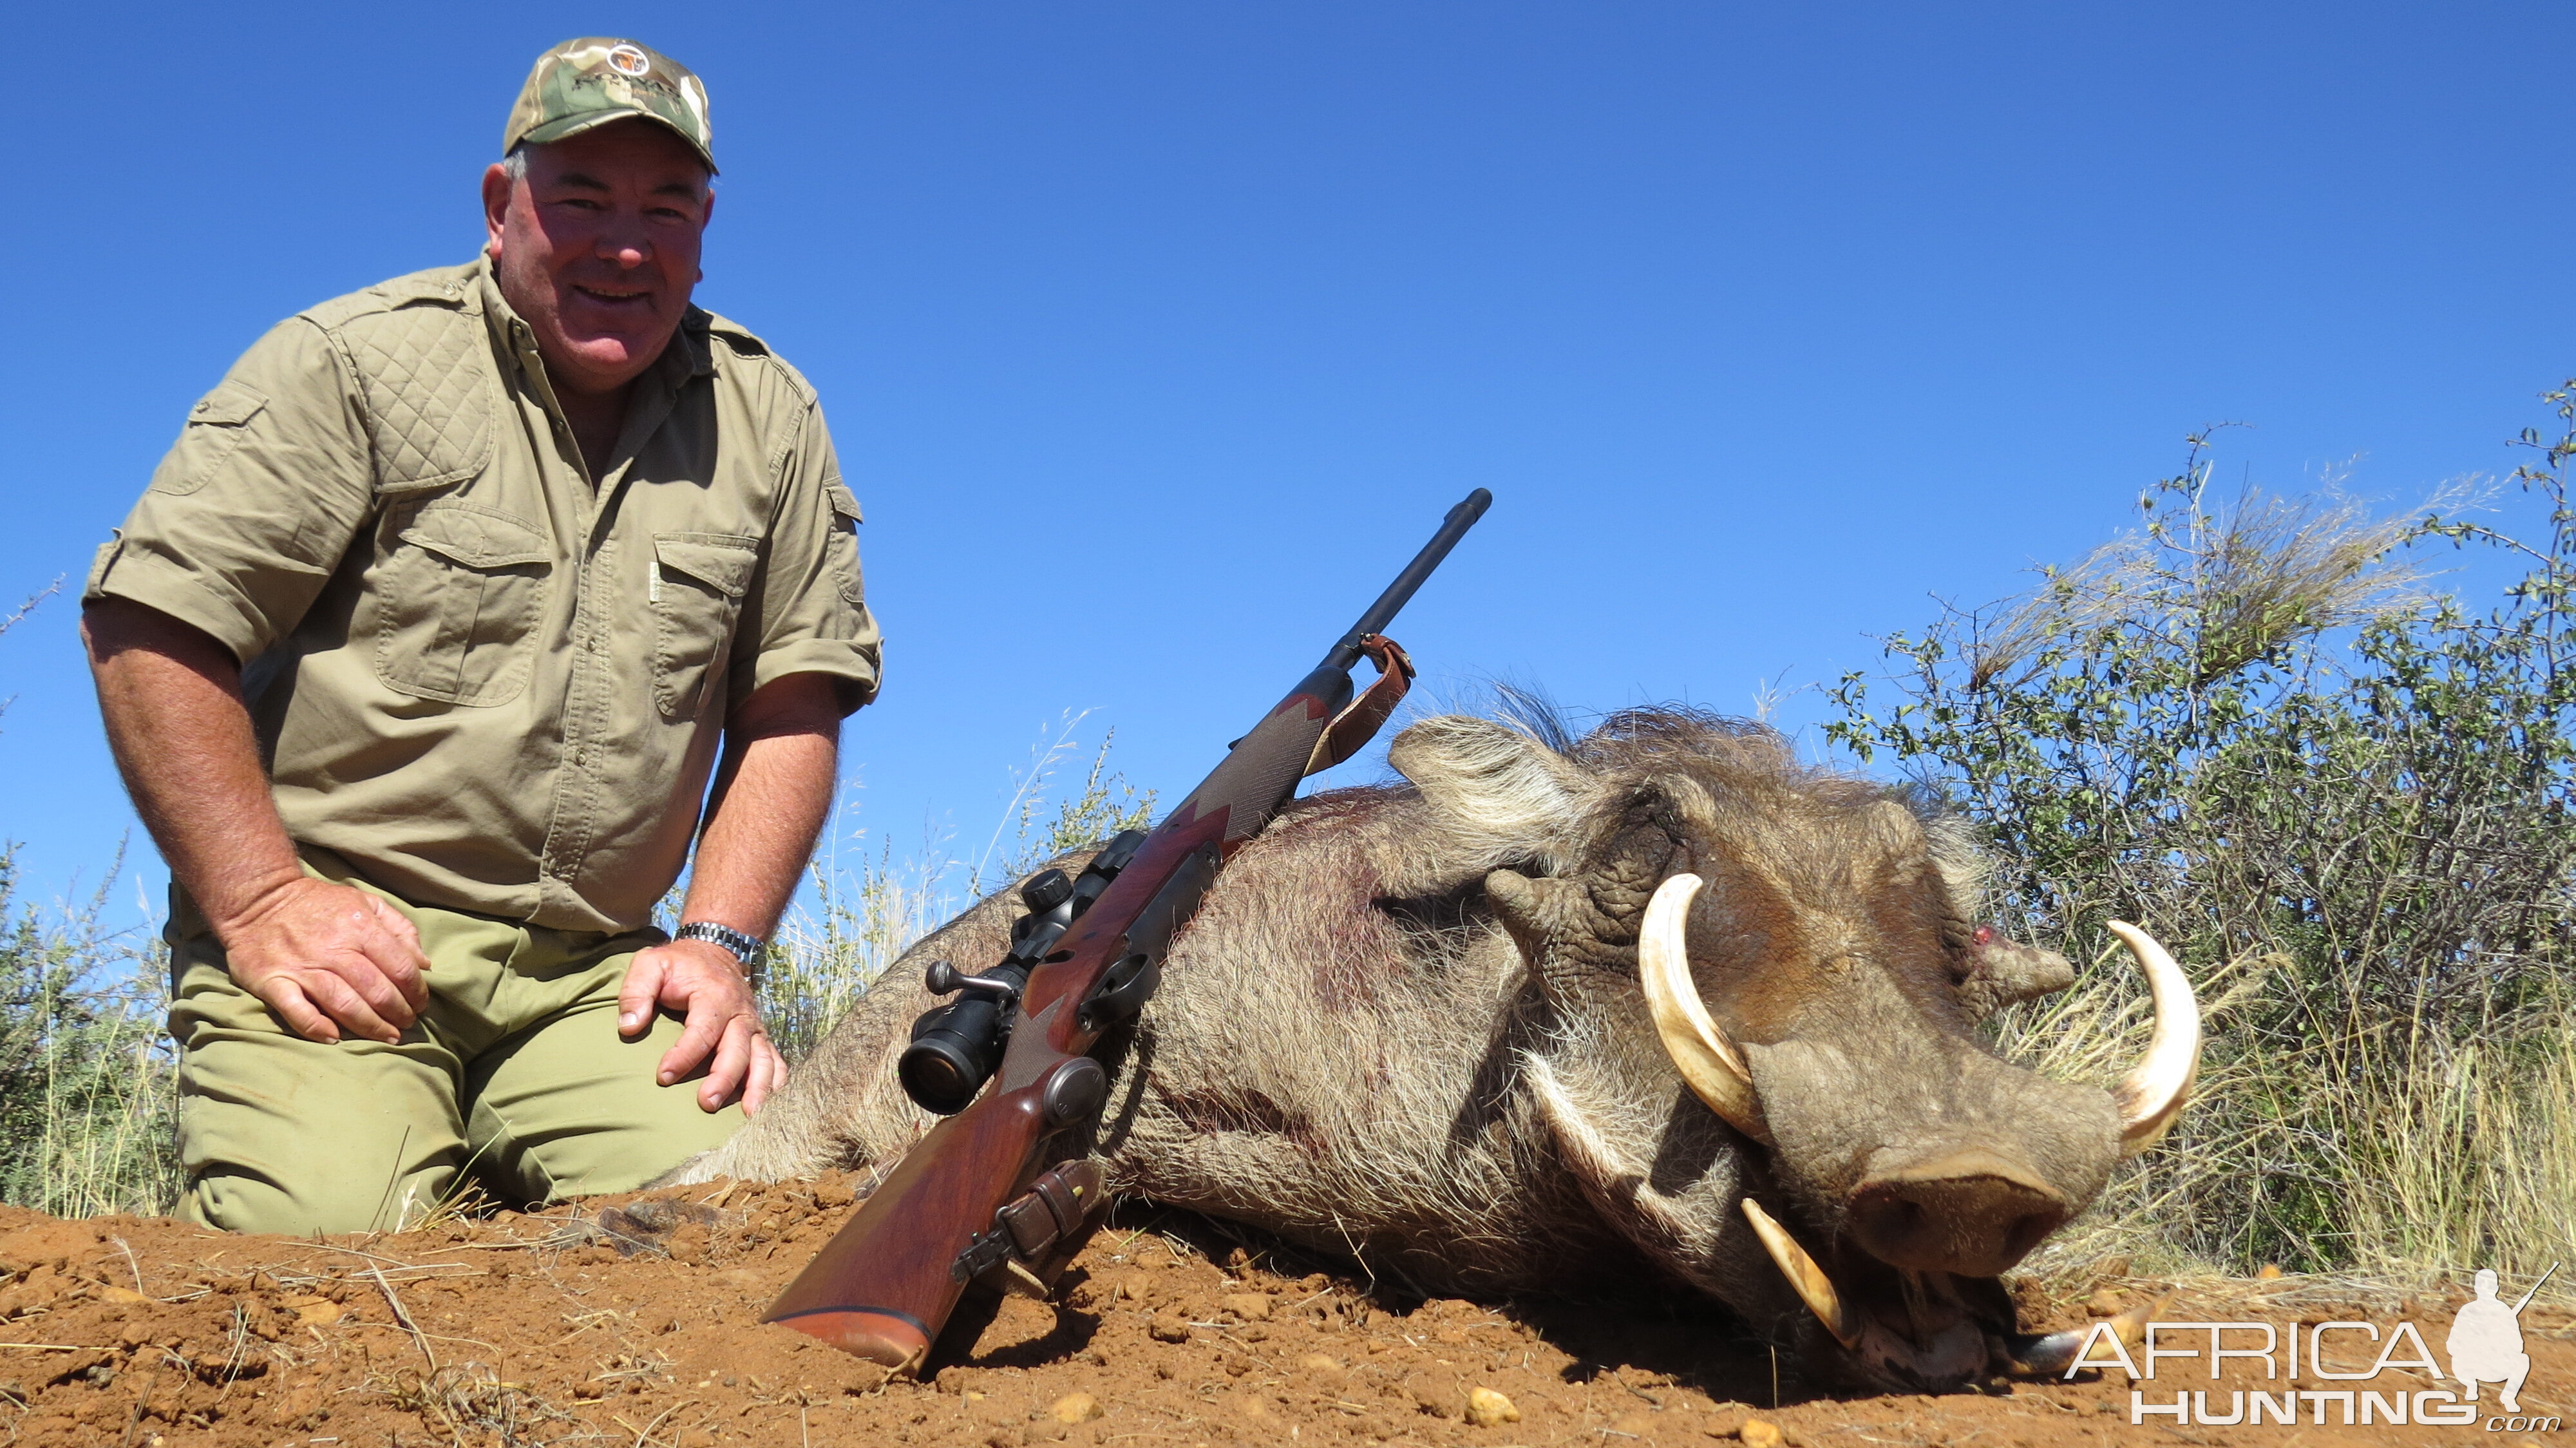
[[2085, 1288, 2125, 1317], [1298, 1353, 1341, 1373], [1221, 1293, 1273, 1321], [812, 1177, 856, 1210], [1148, 1311, 1191, 1343], [1049, 1392, 1103, 1424], [288, 1297, 343, 1328], [1465, 1387, 1520, 1427], [1739, 1419, 1783, 1448]]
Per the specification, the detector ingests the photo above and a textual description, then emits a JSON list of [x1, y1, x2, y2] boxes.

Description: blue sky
[[5, 4, 2570, 928]]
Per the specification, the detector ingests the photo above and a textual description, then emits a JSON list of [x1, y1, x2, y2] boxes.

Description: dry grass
[[1964, 474, 2459, 693], [2342, 1018, 2576, 1293], [1998, 930, 2576, 1311]]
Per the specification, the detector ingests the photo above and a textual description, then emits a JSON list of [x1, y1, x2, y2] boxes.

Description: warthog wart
[[663, 707, 2198, 1389]]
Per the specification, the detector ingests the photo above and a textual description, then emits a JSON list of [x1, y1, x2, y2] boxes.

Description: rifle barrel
[[1321, 488, 1492, 671], [2513, 1262, 2560, 1314]]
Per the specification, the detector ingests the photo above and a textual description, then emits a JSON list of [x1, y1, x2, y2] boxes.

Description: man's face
[[482, 121, 714, 398]]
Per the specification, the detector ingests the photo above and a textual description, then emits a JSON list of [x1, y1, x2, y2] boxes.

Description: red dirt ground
[[1, 1177, 2564, 1447]]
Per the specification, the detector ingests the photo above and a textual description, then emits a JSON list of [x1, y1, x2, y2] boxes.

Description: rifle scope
[[898, 831, 1147, 1115]]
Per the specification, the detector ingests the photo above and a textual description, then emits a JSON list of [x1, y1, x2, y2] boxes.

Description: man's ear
[[481, 162, 514, 259]]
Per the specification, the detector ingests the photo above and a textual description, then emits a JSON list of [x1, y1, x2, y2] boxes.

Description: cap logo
[[605, 44, 652, 77]]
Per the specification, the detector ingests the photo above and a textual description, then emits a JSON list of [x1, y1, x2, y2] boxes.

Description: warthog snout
[[1844, 1147, 2073, 1277]]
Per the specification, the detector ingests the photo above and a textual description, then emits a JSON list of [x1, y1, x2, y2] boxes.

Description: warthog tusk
[[2005, 1290, 2172, 1375], [1741, 1197, 1859, 1349], [2105, 922, 2201, 1156], [1637, 873, 1771, 1143]]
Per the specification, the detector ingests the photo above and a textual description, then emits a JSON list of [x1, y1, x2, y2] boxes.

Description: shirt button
[[193, 401, 209, 413]]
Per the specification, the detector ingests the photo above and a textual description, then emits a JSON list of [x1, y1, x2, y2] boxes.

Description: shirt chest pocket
[[369, 502, 553, 707], [652, 532, 760, 720]]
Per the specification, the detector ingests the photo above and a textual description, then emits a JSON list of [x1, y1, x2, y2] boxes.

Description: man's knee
[[171, 954, 472, 1234], [181, 1164, 457, 1236], [465, 997, 746, 1203]]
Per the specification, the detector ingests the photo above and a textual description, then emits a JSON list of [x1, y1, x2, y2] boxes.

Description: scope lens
[[899, 1033, 981, 1115]]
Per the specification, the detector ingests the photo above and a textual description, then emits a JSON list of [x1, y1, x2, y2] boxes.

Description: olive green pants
[[167, 860, 743, 1235]]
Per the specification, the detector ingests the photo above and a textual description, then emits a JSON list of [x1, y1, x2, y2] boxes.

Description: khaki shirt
[[87, 259, 882, 933]]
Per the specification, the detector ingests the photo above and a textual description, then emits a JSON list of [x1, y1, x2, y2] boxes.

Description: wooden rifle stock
[[761, 490, 1492, 1371]]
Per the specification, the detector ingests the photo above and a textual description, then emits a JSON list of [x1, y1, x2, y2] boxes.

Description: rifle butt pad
[[766, 1308, 930, 1377]]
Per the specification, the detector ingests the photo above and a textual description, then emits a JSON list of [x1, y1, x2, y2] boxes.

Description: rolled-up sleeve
[[734, 394, 882, 714], [84, 318, 374, 663]]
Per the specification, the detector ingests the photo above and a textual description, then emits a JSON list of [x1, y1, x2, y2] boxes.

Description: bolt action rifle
[[761, 489, 1493, 1373]]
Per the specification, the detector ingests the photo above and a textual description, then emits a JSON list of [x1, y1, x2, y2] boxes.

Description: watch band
[[674, 920, 766, 975]]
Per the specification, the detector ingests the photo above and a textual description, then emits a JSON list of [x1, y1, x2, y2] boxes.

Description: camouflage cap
[[504, 38, 715, 173]]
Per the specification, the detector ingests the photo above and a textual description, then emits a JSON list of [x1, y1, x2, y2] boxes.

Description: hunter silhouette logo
[[2449, 1264, 2553, 1415], [2061, 1262, 2560, 1430]]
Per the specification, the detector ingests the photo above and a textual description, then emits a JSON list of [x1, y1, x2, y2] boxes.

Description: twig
[[369, 1263, 438, 1370], [618, 1398, 693, 1448], [255, 1243, 464, 1272], [117, 1365, 160, 1448], [111, 1237, 146, 1296], [349, 1321, 502, 1356]]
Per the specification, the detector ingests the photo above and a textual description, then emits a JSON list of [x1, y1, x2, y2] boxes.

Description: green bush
[[1826, 392, 2576, 1286], [0, 847, 180, 1217]]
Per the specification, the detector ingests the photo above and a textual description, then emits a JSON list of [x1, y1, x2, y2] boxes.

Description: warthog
[[667, 708, 2198, 1389]]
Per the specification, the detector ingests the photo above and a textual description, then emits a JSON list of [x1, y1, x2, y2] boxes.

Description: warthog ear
[[1958, 934, 2077, 1019], [1390, 716, 1592, 867]]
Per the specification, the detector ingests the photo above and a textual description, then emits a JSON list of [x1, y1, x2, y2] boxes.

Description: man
[[80, 39, 880, 1235]]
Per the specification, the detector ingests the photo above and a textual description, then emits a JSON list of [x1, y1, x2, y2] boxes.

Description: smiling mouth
[[572, 284, 653, 307]]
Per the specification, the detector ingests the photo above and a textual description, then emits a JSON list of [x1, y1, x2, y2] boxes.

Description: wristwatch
[[674, 921, 767, 979]]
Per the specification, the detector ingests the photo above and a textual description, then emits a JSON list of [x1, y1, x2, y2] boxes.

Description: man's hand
[[87, 598, 435, 1046], [615, 938, 785, 1114], [219, 877, 432, 1045]]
